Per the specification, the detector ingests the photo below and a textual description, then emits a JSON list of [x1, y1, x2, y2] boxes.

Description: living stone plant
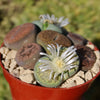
[[3, 14, 97, 88]]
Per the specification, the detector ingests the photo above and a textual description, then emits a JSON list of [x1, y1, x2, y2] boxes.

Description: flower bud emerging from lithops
[[15, 43, 41, 69], [33, 14, 69, 34], [34, 44, 79, 87], [76, 45, 96, 71], [4, 23, 38, 50], [37, 30, 72, 54]]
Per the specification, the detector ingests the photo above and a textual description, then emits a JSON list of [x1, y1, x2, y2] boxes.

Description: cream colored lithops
[[85, 70, 93, 81], [19, 69, 34, 83]]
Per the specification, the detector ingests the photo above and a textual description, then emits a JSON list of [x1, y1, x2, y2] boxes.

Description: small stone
[[72, 76, 85, 85], [2, 59, 11, 69], [6, 50, 17, 59], [2, 54, 6, 59], [19, 72, 34, 83], [33, 81, 37, 85], [0, 47, 9, 55], [9, 59, 17, 73], [0, 47, 9, 58], [91, 62, 100, 74], [74, 70, 84, 79], [86, 43, 94, 50], [85, 70, 93, 81], [10, 66, 24, 77], [10, 59, 17, 68], [60, 78, 76, 88], [94, 51, 100, 60]]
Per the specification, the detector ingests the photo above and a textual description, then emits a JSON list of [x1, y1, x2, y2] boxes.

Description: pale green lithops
[[32, 14, 69, 34], [34, 44, 79, 87]]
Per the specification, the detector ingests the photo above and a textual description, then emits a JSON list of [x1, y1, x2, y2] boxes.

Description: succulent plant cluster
[[3, 14, 96, 88]]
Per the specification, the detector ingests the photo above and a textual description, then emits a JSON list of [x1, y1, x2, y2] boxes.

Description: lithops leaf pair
[[33, 14, 69, 34], [67, 32, 88, 46], [34, 44, 79, 87], [4, 23, 39, 50], [15, 43, 41, 69], [76, 45, 96, 71], [37, 30, 72, 54]]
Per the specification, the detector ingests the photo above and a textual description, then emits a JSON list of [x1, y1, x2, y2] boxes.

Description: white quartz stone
[[74, 70, 84, 79], [86, 44, 94, 50], [72, 76, 85, 85], [2, 59, 11, 69], [60, 78, 76, 88], [85, 70, 93, 81], [6, 50, 17, 59], [19, 73, 34, 83], [91, 62, 100, 74]]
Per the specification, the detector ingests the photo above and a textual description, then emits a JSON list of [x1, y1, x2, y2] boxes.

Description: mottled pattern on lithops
[[67, 32, 87, 46], [34, 44, 79, 87], [4, 23, 38, 50], [76, 45, 96, 71], [37, 30, 72, 53], [15, 43, 41, 69]]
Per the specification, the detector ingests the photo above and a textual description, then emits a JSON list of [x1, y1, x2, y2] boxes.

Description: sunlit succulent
[[39, 14, 69, 27], [34, 44, 79, 87], [32, 14, 69, 34]]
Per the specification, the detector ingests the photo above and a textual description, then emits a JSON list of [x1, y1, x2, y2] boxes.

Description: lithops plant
[[4, 23, 39, 50], [15, 43, 41, 69], [76, 45, 96, 71], [33, 14, 69, 34], [37, 30, 72, 54], [67, 32, 87, 46], [34, 44, 79, 87]]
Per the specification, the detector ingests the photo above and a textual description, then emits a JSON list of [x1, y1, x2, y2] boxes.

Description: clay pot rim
[[0, 43, 100, 91]]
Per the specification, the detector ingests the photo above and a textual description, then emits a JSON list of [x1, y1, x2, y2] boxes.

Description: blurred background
[[0, 0, 100, 100]]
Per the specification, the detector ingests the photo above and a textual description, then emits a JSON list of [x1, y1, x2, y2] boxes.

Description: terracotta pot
[[0, 43, 100, 100]]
